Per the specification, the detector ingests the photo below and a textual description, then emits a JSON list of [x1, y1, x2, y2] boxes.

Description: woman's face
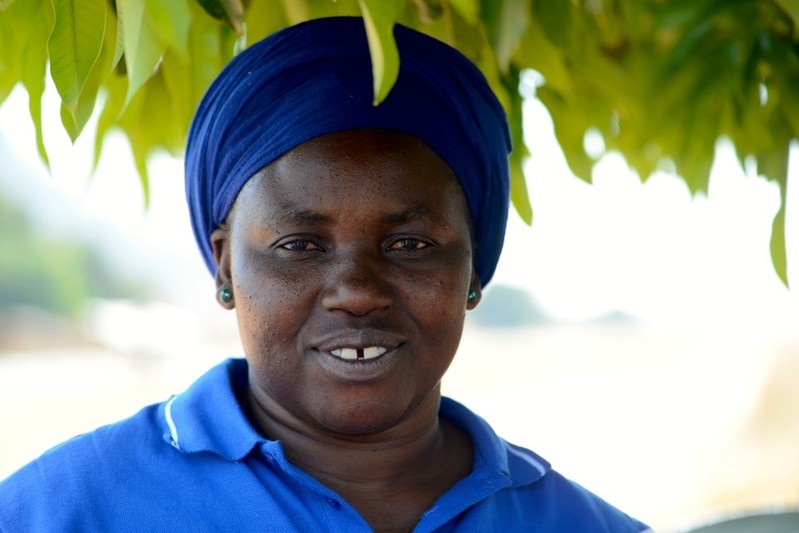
[[212, 129, 480, 436]]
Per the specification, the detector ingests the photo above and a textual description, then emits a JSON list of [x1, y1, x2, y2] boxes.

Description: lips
[[315, 330, 403, 364]]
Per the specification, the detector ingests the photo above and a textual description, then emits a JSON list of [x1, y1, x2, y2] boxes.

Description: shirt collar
[[439, 396, 551, 487], [162, 358, 265, 461], [163, 358, 552, 488]]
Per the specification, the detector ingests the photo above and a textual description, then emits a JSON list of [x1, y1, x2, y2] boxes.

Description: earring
[[467, 289, 478, 303], [219, 287, 233, 304]]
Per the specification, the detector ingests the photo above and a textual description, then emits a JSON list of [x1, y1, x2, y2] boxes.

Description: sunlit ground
[[1, 84, 798, 532]]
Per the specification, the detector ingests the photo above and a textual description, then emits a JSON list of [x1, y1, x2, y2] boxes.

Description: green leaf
[[48, 0, 107, 113], [673, 125, 716, 195], [0, 14, 22, 106], [514, 11, 571, 94], [160, 51, 196, 139], [7, 0, 54, 166], [61, 1, 119, 142], [776, 71, 799, 138], [756, 142, 790, 187], [92, 73, 126, 172], [307, 0, 360, 19], [102, 0, 121, 77], [186, 0, 224, 101], [196, 0, 225, 20], [145, 0, 191, 58], [115, 80, 151, 205], [770, 198, 789, 287], [125, 0, 223, 171], [196, 0, 244, 32], [537, 87, 594, 183], [221, 0, 245, 34], [357, 0, 403, 105], [116, 71, 184, 205], [448, 0, 479, 25], [117, 0, 167, 109], [506, 71, 532, 224], [112, 0, 125, 70], [440, 2, 485, 63], [0, 0, 18, 10], [59, 100, 80, 140], [219, 22, 241, 62], [757, 140, 790, 287], [531, 0, 572, 48], [509, 133, 532, 224], [278, 0, 308, 25], [763, 147, 790, 287], [475, 33, 511, 111], [774, 0, 799, 31], [480, 0, 528, 73], [244, 0, 287, 45], [122, 70, 182, 155]]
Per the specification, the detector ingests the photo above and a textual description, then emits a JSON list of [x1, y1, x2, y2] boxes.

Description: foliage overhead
[[0, 0, 797, 285]]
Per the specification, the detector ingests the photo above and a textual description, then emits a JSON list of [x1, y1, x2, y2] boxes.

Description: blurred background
[[1, 79, 797, 532]]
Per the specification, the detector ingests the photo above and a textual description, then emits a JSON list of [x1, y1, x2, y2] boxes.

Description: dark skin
[[211, 129, 482, 532]]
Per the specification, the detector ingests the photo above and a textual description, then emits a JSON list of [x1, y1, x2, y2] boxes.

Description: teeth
[[330, 346, 388, 361], [340, 348, 358, 360], [362, 346, 386, 359]]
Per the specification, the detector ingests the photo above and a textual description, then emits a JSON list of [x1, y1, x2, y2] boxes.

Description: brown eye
[[388, 238, 428, 251], [281, 239, 322, 252]]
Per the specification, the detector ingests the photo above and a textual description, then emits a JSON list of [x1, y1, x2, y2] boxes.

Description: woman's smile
[[312, 328, 405, 382], [329, 346, 388, 361]]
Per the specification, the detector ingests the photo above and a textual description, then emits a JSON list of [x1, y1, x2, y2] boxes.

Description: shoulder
[[438, 398, 650, 532], [459, 443, 650, 532], [1, 399, 166, 480], [0, 359, 262, 532], [0, 402, 169, 530], [483, 441, 650, 532], [524, 465, 649, 532]]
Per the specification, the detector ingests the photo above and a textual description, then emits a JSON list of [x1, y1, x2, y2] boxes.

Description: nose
[[321, 246, 393, 316]]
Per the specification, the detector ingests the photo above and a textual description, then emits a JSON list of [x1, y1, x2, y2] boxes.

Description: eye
[[388, 238, 429, 252], [280, 239, 323, 252]]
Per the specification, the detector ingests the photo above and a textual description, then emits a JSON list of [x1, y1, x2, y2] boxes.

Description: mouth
[[313, 332, 404, 382], [330, 346, 389, 361], [316, 330, 403, 366]]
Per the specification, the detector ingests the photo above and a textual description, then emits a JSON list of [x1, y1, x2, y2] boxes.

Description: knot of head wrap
[[185, 16, 511, 286]]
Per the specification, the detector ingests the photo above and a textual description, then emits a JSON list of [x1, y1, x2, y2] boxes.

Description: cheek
[[401, 262, 470, 335], [231, 248, 317, 359]]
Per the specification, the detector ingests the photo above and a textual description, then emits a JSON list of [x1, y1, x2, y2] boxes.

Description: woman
[[0, 17, 650, 532]]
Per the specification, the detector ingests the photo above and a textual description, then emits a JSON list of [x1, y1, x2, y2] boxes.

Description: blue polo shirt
[[0, 359, 650, 532]]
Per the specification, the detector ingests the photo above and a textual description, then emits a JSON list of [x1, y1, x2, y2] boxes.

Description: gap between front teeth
[[331, 347, 387, 360]]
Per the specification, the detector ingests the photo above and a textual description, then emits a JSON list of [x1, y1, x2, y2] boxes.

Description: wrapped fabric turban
[[185, 16, 511, 286]]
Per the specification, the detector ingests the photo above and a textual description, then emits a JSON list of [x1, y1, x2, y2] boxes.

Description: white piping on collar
[[507, 444, 547, 477], [164, 395, 180, 450]]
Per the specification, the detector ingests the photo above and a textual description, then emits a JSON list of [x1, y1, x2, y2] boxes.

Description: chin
[[312, 401, 415, 437]]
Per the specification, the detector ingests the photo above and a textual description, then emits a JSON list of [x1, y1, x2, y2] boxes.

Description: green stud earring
[[467, 289, 478, 303], [219, 287, 233, 304]]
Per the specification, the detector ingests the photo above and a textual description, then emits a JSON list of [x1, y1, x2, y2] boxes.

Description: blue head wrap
[[185, 16, 511, 286]]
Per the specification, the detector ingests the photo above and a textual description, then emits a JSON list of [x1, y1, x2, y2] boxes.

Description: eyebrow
[[275, 209, 331, 224], [270, 206, 445, 226], [380, 206, 446, 226]]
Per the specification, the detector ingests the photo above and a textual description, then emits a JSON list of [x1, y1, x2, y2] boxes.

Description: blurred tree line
[[0, 192, 146, 318]]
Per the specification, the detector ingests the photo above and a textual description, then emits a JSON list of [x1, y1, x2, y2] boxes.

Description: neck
[[247, 384, 447, 485], [246, 384, 473, 532]]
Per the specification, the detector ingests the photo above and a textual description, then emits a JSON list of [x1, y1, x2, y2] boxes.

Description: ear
[[466, 271, 482, 310], [210, 225, 235, 310]]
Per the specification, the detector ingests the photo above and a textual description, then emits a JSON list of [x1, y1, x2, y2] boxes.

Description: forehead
[[232, 130, 471, 227]]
